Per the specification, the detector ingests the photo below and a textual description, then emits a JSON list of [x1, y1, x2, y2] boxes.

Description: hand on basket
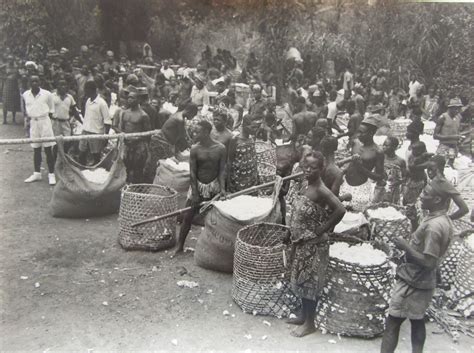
[[393, 237, 409, 251]]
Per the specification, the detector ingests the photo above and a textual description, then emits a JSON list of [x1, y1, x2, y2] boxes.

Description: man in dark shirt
[[381, 182, 453, 353]]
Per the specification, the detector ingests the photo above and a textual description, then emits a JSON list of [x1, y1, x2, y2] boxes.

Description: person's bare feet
[[286, 314, 305, 325], [290, 321, 316, 337], [171, 247, 184, 258]]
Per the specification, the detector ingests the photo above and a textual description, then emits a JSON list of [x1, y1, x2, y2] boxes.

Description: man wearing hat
[[434, 98, 463, 167], [190, 73, 210, 108], [339, 114, 386, 211], [381, 181, 453, 353]]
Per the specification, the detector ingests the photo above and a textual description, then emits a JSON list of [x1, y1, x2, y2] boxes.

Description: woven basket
[[257, 162, 277, 196], [452, 236, 474, 316], [233, 223, 300, 317], [439, 237, 464, 288], [438, 221, 473, 288], [118, 184, 178, 251], [335, 149, 351, 162], [316, 241, 394, 338], [364, 203, 411, 253], [389, 118, 411, 141], [255, 141, 277, 166]]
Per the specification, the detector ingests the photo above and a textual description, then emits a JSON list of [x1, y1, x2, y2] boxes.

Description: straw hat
[[447, 98, 463, 108]]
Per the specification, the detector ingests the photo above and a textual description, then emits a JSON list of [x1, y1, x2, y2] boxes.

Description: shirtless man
[[340, 116, 386, 211], [320, 136, 344, 197], [434, 98, 463, 167], [144, 102, 198, 182], [337, 100, 363, 150], [291, 96, 319, 146], [174, 119, 227, 255], [211, 108, 233, 152], [117, 92, 151, 183]]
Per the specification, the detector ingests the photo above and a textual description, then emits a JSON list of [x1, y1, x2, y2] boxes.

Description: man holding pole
[[23, 75, 57, 185], [173, 119, 227, 256]]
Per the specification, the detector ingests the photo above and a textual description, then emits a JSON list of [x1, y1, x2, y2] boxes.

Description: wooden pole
[[0, 130, 160, 145], [132, 172, 304, 227]]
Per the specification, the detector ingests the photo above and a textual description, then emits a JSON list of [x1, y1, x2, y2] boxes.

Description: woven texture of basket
[[118, 184, 178, 251], [316, 241, 394, 338], [233, 223, 300, 317], [257, 162, 277, 196], [255, 141, 277, 166], [452, 237, 474, 317], [389, 118, 411, 141], [438, 237, 464, 288], [364, 203, 411, 249]]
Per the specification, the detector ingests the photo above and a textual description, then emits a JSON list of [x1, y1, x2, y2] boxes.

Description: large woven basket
[[233, 223, 299, 317], [438, 220, 473, 288], [389, 118, 411, 141], [257, 162, 277, 196], [118, 184, 178, 251], [364, 203, 411, 252], [452, 236, 474, 317], [255, 141, 277, 166], [316, 241, 394, 338]]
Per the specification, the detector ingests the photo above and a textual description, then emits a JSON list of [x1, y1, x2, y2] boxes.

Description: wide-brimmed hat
[[448, 98, 463, 108], [123, 85, 138, 94], [367, 103, 385, 113], [361, 114, 381, 128], [136, 87, 149, 96], [195, 74, 206, 84]]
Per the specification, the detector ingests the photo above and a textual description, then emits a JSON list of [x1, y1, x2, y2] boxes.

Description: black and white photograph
[[0, 0, 473, 351]]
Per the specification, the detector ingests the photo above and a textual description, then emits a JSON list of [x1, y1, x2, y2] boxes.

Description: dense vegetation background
[[1, 0, 472, 91]]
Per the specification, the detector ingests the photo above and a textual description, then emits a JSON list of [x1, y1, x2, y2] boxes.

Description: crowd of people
[[1, 43, 472, 352]]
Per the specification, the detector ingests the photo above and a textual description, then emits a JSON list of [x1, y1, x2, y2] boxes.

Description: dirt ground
[[0, 111, 472, 352]]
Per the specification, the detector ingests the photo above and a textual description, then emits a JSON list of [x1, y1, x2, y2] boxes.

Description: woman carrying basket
[[287, 151, 346, 337]]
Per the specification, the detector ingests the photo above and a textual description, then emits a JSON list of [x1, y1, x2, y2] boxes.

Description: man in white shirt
[[160, 60, 175, 80], [51, 79, 82, 154], [408, 73, 421, 100], [23, 75, 57, 185], [190, 74, 210, 108], [78, 80, 111, 165]]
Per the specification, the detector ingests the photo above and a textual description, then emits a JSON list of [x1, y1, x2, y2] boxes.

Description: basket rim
[[236, 222, 290, 250], [328, 240, 391, 269], [363, 202, 407, 219], [122, 183, 178, 198]]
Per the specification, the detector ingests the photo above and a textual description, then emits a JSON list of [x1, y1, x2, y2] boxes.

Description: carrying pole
[[0, 130, 160, 146], [132, 172, 304, 227]]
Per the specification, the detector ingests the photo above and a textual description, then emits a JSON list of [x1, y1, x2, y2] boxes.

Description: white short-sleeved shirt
[[22, 88, 54, 118], [327, 101, 338, 122], [83, 95, 110, 134], [52, 93, 76, 120]]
